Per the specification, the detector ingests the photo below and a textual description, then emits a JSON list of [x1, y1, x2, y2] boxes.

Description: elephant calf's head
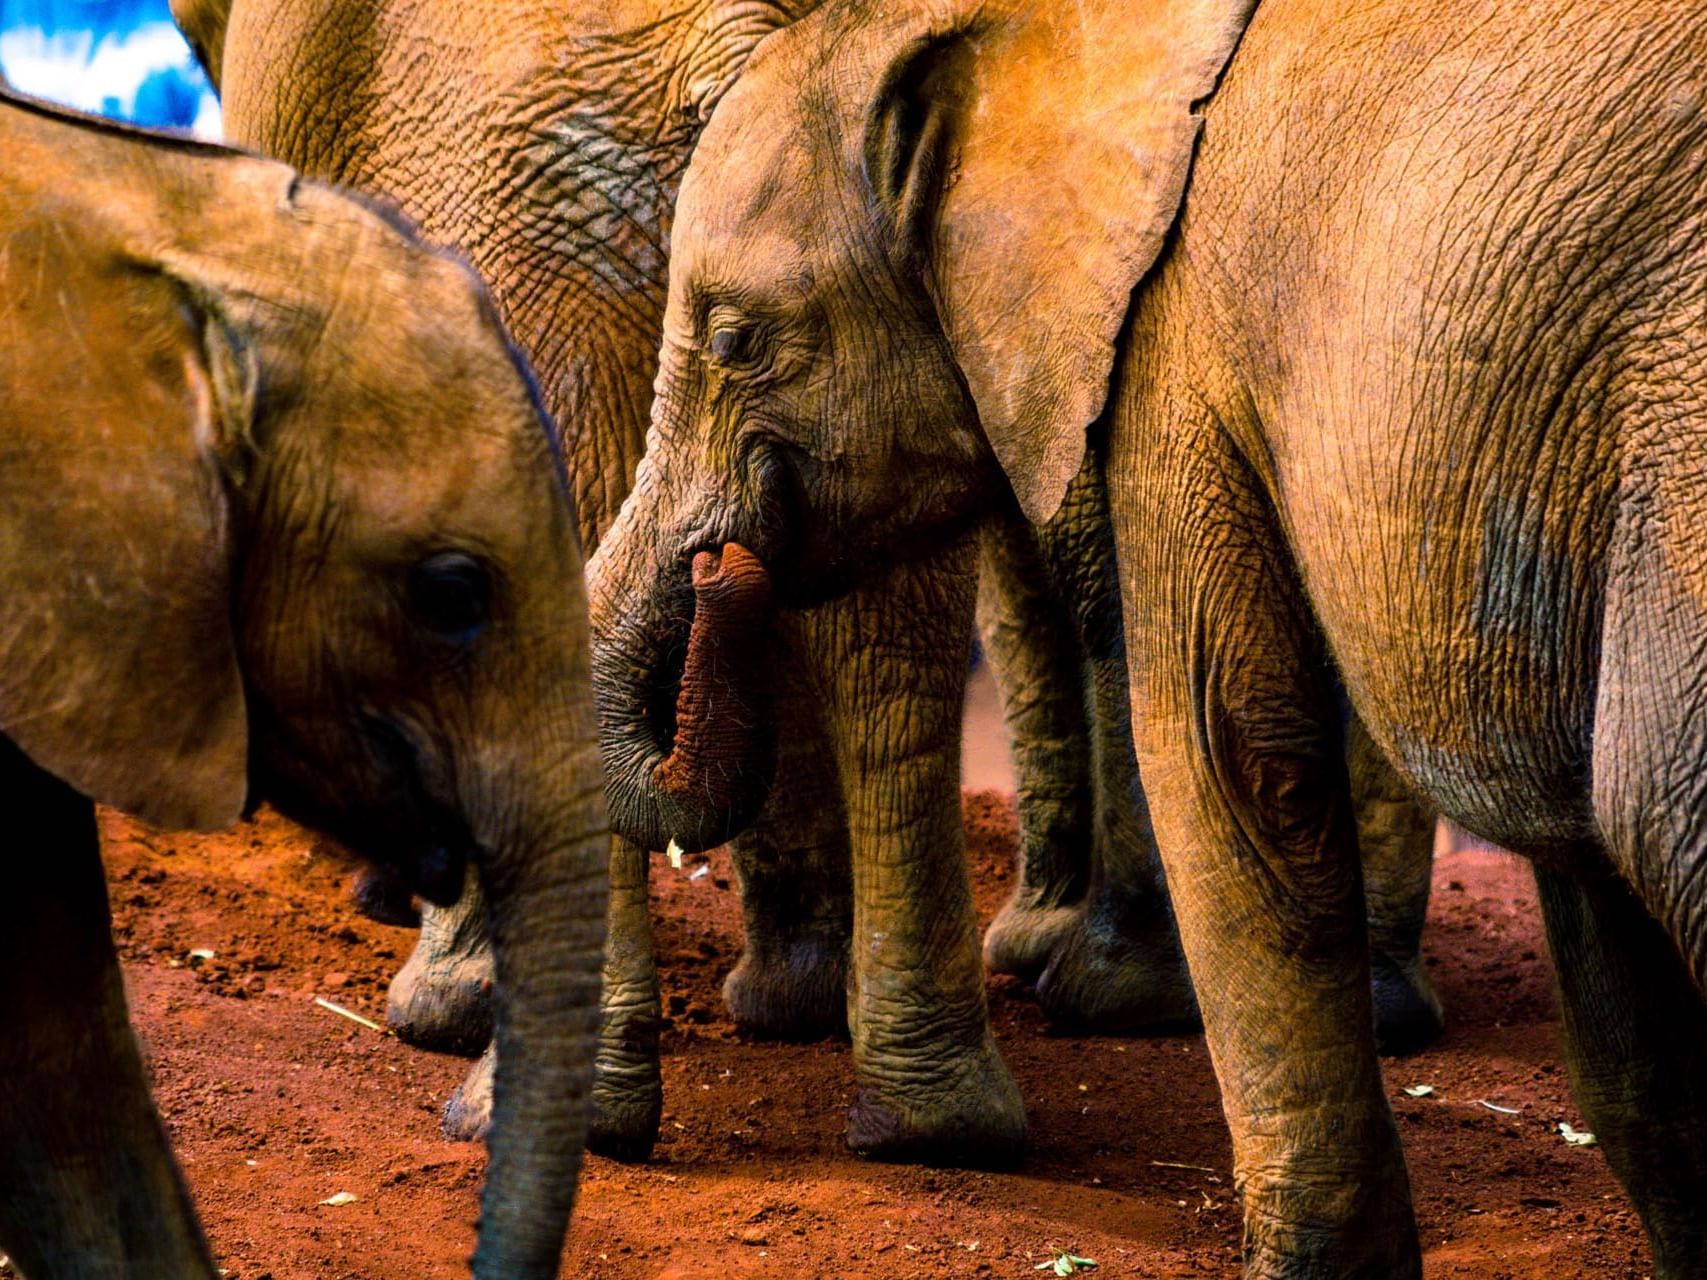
[[217, 182, 592, 907]]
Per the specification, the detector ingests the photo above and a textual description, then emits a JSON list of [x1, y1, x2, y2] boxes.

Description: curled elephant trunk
[[593, 542, 777, 854], [469, 768, 607, 1280]]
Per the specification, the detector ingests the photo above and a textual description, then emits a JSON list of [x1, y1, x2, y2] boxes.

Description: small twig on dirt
[[1150, 1160, 1219, 1175], [1473, 1099, 1522, 1115], [314, 997, 388, 1035]]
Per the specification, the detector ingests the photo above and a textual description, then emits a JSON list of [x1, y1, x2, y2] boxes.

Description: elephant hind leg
[[1347, 714, 1444, 1055], [723, 646, 852, 1042], [975, 507, 1094, 980], [1535, 865, 1707, 1277], [0, 735, 217, 1279], [1575, 450, 1707, 1272]]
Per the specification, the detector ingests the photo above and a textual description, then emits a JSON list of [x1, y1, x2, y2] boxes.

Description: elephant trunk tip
[[649, 542, 774, 817]]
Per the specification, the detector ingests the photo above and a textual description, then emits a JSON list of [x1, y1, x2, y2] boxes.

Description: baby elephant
[[0, 93, 605, 1280]]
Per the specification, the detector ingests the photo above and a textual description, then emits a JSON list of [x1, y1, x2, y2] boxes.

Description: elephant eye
[[707, 320, 761, 367], [408, 551, 492, 643]]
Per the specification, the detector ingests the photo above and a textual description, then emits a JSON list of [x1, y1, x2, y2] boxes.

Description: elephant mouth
[[344, 713, 479, 907], [245, 699, 480, 909], [595, 542, 778, 854], [383, 830, 473, 907]]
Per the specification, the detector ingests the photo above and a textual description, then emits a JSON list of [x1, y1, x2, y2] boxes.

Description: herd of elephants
[[0, 0, 1702, 1276]]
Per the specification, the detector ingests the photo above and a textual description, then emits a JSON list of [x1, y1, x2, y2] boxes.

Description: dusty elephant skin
[[0, 94, 606, 1280], [600, 0, 1707, 1275], [187, 0, 1030, 1163]]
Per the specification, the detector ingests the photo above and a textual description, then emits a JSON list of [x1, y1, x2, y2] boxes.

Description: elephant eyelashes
[[407, 552, 493, 643]]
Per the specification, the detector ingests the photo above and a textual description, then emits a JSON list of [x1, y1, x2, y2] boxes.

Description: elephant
[[177, 0, 1018, 1166], [179, 0, 1440, 1163], [0, 91, 606, 1280], [587, 0, 1707, 1274]]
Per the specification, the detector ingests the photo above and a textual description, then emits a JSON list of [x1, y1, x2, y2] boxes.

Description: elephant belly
[[1187, 0, 1707, 861], [1282, 458, 1605, 860]]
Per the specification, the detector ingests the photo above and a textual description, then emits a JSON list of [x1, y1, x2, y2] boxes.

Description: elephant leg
[[1026, 462, 1198, 1030], [387, 868, 494, 1055], [975, 507, 1094, 978], [0, 737, 217, 1279], [1534, 865, 1707, 1277], [443, 836, 661, 1161], [1033, 640, 1198, 1031], [722, 650, 853, 1040], [586, 836, 663, 1160], [1113, 400, 1416, 1277], [812, 541, 1026, 1165], [1347, 714, 1443, 1055]]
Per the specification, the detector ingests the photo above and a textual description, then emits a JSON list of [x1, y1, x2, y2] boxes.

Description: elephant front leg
[[981, 461, 1194, 1031], [587, 836, 663, 1160], [1112, 405, 1417, 1277], [443, 836, 661, 1161], [816, 543, 1026, 1165], [0, 737, 218, 1279], [722, 650, 853, 1040], [1032, 629, 1198, 1032], [1028, 464, 1197, 1031], [387, 868, 495, 1055]]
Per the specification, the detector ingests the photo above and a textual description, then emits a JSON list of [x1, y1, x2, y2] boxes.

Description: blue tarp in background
[[0, 0, 218, 133]]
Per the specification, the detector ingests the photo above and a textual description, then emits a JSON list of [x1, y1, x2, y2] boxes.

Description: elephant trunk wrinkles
[[595, 542, 776, 854], [470, 773, 607, 1280]]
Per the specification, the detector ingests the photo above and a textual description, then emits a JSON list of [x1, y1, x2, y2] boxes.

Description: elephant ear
[[676, 0, 807, 123], [863, 0, 1256, 523], [0, 258, 252, 831], [169, 0, 234, 90]]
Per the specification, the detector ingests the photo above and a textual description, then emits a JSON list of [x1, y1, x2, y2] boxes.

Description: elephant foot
[[441, 1040, 665, 1162], [588, 1047, 662, 1163], [348, 864, 420, 927], [845, 1036, 1026, 1167], [1034, 912, 1201, 1033], [440, 1042, 495, 1141], [386, 938, 493, 1057], [722, 933, 848, 1040], [1241, 1160, 1421, 1280], [1371, 950, 1445, 1056], [982, 895, 1082, 980]]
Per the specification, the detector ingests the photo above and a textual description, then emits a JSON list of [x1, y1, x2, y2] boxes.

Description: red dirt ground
[[32, 792, 1651, 1280]]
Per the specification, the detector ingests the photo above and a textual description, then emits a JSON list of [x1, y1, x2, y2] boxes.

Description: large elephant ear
[[169, 0, 233, 89], [863, 0, 1256, 523], [0, 255, 252, 831]]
